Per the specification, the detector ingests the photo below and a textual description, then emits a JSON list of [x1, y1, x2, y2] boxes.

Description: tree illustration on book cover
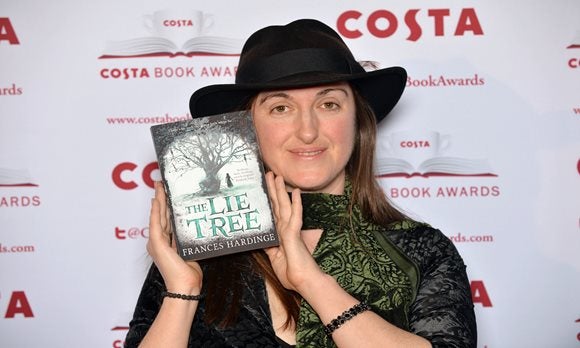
[[150, 111, 278, 260]]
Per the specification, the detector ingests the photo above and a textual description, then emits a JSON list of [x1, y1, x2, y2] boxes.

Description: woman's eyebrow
[[317, 88, 349, 97], [258, 92, 290, 105], [258, 87, 349, 105]]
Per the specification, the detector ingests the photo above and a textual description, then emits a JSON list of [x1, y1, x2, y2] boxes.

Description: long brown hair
[[348, 87, 407, 225], [201, 84, 405, 328]]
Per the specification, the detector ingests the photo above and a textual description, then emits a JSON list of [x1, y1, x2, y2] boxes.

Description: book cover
[[150, 111, 278, 260]]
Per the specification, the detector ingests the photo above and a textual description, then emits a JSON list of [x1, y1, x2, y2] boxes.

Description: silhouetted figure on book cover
[[225, 173, 233, 188]]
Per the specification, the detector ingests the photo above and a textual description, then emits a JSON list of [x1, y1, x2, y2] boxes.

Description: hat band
[[236, 48, 364, 84]]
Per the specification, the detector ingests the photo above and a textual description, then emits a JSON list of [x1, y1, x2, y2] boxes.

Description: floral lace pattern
[[296, 192, 417, 347]]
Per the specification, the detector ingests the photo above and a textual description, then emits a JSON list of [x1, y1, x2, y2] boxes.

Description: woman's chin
[[284, 174, 345, 194]]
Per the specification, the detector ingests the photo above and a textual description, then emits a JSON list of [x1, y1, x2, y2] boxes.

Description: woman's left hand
[[263, 172, 326, 293]]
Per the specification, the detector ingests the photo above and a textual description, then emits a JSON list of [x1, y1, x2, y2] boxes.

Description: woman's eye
[[321, 102, 339, 110], [272, 105, 288, 113]]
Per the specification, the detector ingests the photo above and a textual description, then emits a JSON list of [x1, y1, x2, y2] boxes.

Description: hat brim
[[189, 66, 406, 123]]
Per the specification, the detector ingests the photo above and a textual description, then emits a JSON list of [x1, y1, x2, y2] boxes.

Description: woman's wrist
[[297, 272, 364, 325], [163, 278, 202, 296], [295, 272, 337, 300]]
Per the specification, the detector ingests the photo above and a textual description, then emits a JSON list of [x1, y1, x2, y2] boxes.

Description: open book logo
[[375, 130, 497, 178], [99, 9, 243, 59], [567, 30, 580, 49], [0, 168, 39, 187], [111, 326, 129, 331]]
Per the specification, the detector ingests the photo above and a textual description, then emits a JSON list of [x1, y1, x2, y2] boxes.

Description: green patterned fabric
[[295, 184, 420, 348]]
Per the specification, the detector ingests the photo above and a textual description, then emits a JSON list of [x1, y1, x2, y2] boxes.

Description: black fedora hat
[[189, 19, 406, 122]]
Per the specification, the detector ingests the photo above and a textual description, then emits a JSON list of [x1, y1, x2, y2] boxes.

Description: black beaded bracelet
[[324, 302, 371, 336], [161, 290, 204, 301]]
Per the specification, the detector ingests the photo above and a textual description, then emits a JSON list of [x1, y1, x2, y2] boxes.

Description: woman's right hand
[[147, 181, 203, 295]]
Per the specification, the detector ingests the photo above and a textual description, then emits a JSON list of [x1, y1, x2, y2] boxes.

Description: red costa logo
[[471, 280, 492, 307], [162, 19, 193, 27], [0, 18, 20, 45], [112, 162, 159, 190], [400, 140, 431, 148], [100, 67, 151, 79], [577, 159, 580, 175], [337, 8, 484, 41], [115, 226, 149, 239], [1, 291, 34, 318]]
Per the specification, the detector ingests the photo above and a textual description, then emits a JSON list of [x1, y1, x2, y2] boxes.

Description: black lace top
[[124, 223, 476, 347]]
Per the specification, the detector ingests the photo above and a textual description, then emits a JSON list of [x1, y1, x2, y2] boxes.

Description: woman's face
[[252, 82, 356, 194]]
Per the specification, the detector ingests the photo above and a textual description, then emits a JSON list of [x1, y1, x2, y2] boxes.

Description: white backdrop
[[1, 1, 579, 347]]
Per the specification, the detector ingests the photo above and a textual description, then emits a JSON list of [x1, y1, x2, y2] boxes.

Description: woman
[[125, 19, 476, 348]]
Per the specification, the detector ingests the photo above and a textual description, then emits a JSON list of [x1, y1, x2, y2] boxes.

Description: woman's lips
[[290, 148, 325, 158]]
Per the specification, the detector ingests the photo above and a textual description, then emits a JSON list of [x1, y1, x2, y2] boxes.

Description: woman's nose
[[295, 108, 319, 143]]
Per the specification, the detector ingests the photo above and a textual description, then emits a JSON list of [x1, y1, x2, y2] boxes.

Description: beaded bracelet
[[161, 290, 204, 301], [324, 302, 371, 336]]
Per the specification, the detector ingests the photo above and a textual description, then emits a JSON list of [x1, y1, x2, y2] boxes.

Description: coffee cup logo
[[143, 9, 214, 45]]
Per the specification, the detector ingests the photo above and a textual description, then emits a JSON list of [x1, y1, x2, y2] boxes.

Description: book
[[567, 30, 580, 49], [0, 167, 38, 187], [150, 111, 278, 260], [375, 156, 497, 178], [99, 36, 243, 59]]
